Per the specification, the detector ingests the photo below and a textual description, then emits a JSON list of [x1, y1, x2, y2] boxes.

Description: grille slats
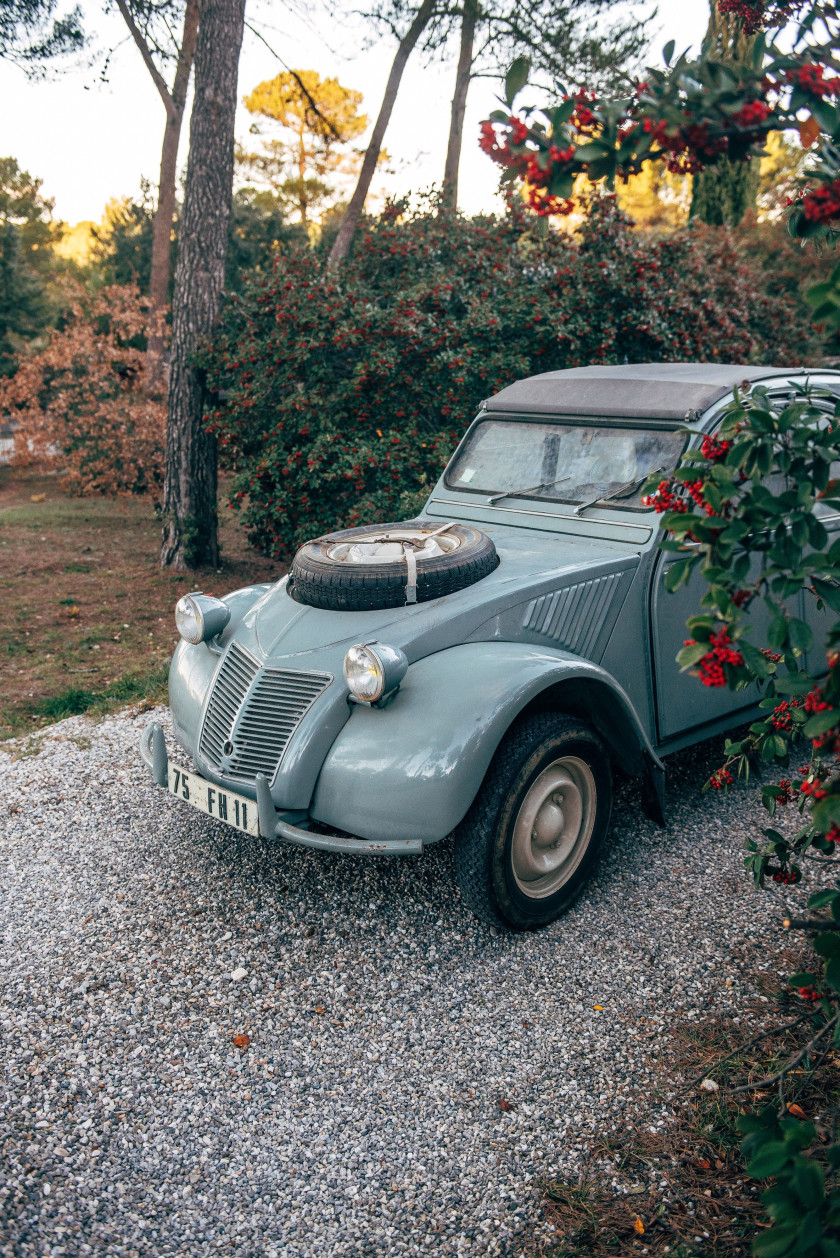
[[198, 642, 331, 784]]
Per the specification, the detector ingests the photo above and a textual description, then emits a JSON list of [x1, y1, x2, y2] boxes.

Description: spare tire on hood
[[288, 519, 499, 612]]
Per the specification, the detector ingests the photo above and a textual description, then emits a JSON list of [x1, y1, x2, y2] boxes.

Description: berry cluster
[[789, 63, 840, 97], [701, 434, 732, 462], [717, 0, 795, 32], [652, 120, 728, 175], [685, 627, 745, 688], [710, 767, 734, 790], [730, 100, 772, 129], [797, 984, 822, 1001], [801, 775, 828, 801], [774, 779, 794, 804], [643, 479, 689, 513], [770, 700, 801, 731], [771, 867, 801, 884], [524, 145, 576, 217], [803, 180, 840, 224]]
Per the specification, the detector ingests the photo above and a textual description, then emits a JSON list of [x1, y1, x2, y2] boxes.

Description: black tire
[[289, 519, 499, 612], [454, 713, 613, 931]]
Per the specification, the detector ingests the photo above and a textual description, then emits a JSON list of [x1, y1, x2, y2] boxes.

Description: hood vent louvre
[[523, 572, 631, 659]]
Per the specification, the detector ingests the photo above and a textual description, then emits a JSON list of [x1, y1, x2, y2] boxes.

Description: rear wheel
[[454, 713, 613, 931]]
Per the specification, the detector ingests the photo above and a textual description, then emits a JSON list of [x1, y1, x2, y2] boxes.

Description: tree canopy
[[240, 71, 369, 226], [0, 0, 84, 73]]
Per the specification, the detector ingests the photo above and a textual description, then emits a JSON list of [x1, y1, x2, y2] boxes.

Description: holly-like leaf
[[504, 57, 530, 106], [803, 709, 840, 738]]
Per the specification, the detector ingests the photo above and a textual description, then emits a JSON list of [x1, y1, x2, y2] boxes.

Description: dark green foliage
[[0, 157, 59, 373], [0, 0, 84, 73], [0, 224, 50, 374], [226, 189, 308, 290], [90, 184, 306, 297], [204, 195, 818, 559], [91, 186, 158, 291]]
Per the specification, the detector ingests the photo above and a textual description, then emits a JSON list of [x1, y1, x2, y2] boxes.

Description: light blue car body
[[153, 364, 840, 851]]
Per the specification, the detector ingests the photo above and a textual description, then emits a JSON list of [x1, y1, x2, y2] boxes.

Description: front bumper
[[139, 722, 423, 856]]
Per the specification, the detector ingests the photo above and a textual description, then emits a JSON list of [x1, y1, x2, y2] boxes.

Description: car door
[[650, 542, 774, 742]]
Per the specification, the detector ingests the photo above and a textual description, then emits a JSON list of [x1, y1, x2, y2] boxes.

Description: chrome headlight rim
[[343, 641, 408, 703], [175, 592, 231, 645]]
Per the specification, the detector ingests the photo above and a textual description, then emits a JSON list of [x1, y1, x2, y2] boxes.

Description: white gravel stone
[[0, 705, 816, 1256]]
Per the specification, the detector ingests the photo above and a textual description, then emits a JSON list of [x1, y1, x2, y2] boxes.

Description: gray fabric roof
[[484, 363, 837, 420]]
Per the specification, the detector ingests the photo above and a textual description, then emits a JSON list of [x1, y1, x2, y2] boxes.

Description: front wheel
[[454, 713, 613, 931]]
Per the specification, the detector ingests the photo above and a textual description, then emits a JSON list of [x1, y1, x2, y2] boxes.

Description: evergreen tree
[[690, 3, 760, 226], [0, 224, 49, 375], [0, 157, 59, 374]]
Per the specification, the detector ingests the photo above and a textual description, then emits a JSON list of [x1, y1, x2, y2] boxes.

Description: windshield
[[445, 418, 686, 509]]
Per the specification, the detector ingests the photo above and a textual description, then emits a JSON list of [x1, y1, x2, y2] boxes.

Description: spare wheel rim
[[325, 529, 462, 564]]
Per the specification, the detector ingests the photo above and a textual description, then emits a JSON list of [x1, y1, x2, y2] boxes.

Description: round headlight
[[175, 593, 231, 644], [343, 642, 408, 703]]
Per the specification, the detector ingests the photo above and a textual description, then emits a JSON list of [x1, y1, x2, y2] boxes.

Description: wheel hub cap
[[511, 757, 596, 899]]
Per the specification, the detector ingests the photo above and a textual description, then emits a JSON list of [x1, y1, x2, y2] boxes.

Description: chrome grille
[[199, 642, 331, 783]]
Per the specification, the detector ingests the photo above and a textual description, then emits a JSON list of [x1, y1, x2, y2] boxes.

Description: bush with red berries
[[484, 2, 840, 327], [645, 381, 840, 1253], [202, 196, 813, 558]]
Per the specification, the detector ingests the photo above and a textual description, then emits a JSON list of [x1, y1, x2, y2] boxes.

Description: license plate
[[167, 765, 260, 836]]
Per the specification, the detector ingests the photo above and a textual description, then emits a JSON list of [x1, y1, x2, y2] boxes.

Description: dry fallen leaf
[[30, 493, 46, 503], [499, 1098, 514, 1111], [314, 1005, 326, 1015], [634, 1218, 645, 1236], [232, 1033, 250, 1048], [787, 1102, 807, 1119], [800, 114, 821, 148], [66, 605, 80, 618], [691, 1158, 711, 1170]]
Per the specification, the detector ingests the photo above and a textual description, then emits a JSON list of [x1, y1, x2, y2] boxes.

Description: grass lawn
[[0, 467, 281, 740]]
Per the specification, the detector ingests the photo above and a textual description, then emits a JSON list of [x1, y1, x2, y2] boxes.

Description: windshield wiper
[[487, 476, 570, 506], [573, 468, 664, 517]]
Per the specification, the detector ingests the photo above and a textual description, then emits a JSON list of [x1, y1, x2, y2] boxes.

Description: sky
[[1, 0, 711, 229]]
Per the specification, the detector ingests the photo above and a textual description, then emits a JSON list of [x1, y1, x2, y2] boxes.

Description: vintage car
[[140, 363, 840, 930]]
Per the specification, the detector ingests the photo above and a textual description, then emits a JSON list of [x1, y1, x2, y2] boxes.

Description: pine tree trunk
[[160, 0, 245, 571], [327, 0, 436, 268], [114, 0, 200, 392], [148, 0, 199, 315], [441, 0, 478, 215]]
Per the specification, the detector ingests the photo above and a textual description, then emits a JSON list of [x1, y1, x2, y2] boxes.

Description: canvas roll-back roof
[[484, 363, 831, 420]]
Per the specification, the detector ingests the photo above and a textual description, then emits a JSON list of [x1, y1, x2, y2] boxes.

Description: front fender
[[310, 642, 660, 845]]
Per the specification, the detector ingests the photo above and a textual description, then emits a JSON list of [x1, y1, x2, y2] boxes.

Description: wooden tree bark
[[327, 0, 436, 268], [115, 0, 200, 389], [441, 0, 478, 214], [160, 0, 245, 570], [149, 0, 199, 308]]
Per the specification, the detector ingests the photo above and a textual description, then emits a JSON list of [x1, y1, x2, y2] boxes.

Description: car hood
[[228, 525, 641, 669]]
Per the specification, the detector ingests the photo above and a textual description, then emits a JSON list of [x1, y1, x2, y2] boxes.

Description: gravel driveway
[[0, 707, 807, 1257]]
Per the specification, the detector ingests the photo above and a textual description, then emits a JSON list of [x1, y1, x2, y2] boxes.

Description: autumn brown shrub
[[0, 281, 166, 495]]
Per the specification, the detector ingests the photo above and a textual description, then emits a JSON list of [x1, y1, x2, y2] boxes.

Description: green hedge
[[204, 196, 819, 558]]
